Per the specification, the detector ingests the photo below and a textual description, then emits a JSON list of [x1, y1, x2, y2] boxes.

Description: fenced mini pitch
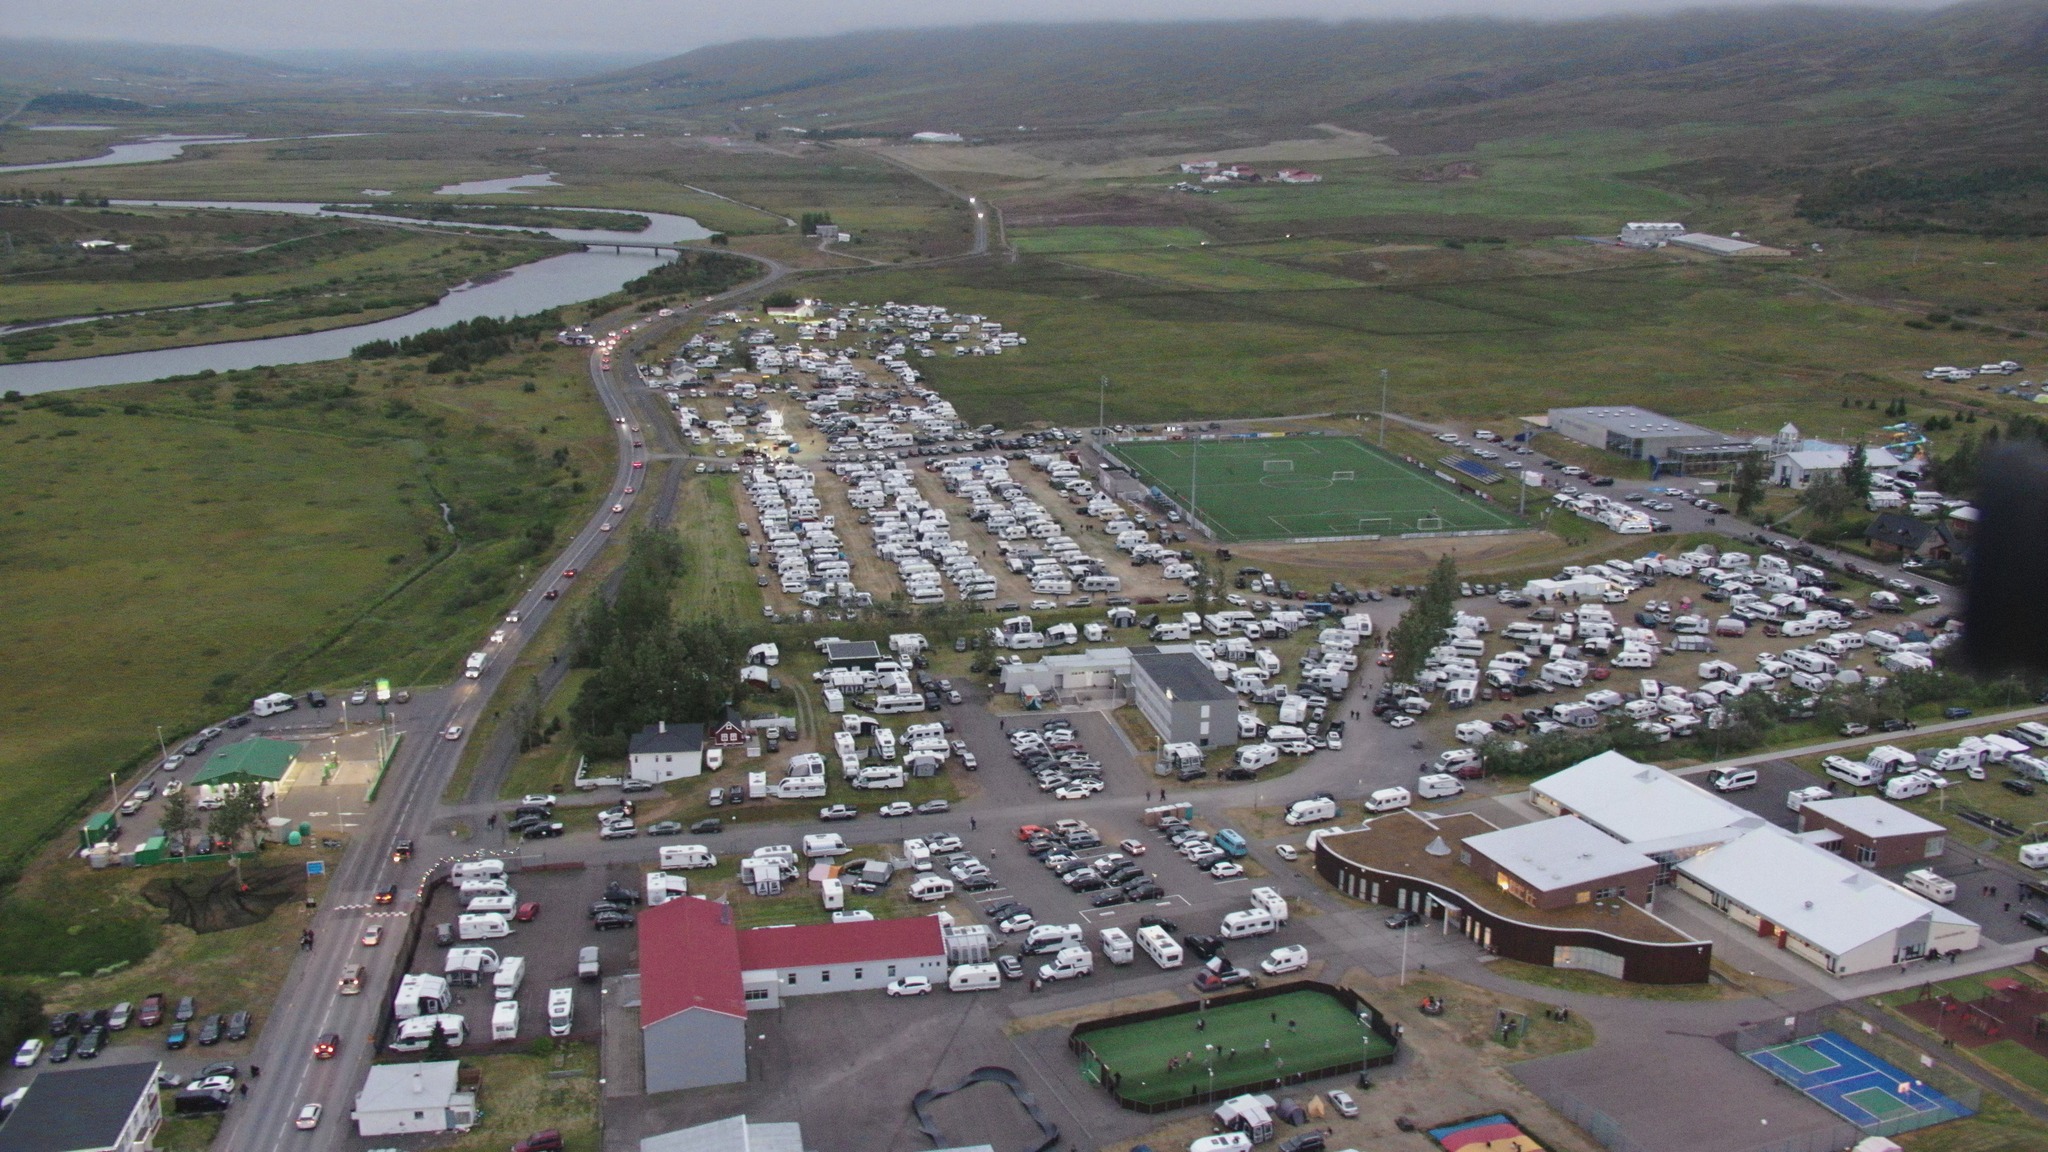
[[1744, 1030, 1974, 1136], [1106, 435, 1523, 543], [1070, 985, 1398, 1112]]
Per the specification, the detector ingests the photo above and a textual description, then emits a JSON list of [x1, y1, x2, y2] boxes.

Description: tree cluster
[[620, 250, 756, 299], [1385, 555, 1460, 684], [568, 531, 745, 760], [351, 309, 565, 373]]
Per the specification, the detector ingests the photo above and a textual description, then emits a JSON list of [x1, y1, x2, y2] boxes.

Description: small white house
[[629, 721, 705, 783], [352, 1061, 476, 1137]]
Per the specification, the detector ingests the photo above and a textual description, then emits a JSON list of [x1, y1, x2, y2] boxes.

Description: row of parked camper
[[1820, 723, 2048, 796]]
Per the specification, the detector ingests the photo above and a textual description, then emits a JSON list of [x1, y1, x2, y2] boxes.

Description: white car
[[886, 977, 933, 997], [1387, 715, 1416, 729], [1053, 785, 1094, 801], [1119, 838, 1148, 856], [996, 913, 1036, 934], [521, 794, 558, 808], [1261, 944, 1309, 974], [296, 1103, 322, 1130], [1326, 1088, 1359, 1118], [442, 725, 464, 741], [12, 1038, 41, 1067], [878, 802, 914, 818], [162, 778, 183, 796], [1209, 861, 1246, 880], [1273, 844, 1299, 862]]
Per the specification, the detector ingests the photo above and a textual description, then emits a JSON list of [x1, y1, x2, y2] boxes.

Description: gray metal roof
[[0, 1061, 159, 1152], [641, 1115, 806, 1152], [630, 721, 705, 756], [1131, 651, 1238, 702], [1463, 815, 1656, 892], [353, 1061, 464, 1114], [1547, 406, 1732, 442]]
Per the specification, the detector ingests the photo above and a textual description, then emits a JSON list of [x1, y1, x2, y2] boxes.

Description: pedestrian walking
[[969, 817, 977, 830], [250, 1065, 260, 1079], [1197, 1017, 1207, 1032], [1288, 1019, 1298, 1033], [2005, 903, 2012, 912], [1271, 1011, 1277, 1022], [238, 1083, 248, 1097], [1263, 1038, 1272, 1052]]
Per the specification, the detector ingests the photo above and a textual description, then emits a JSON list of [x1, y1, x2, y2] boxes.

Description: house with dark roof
[[1865, 511, 1953, 560], [629, 721, 706, 783], [0, 1060, 161, 1152], [639, 897, 750, 1094], [1130, 650, 1239, 748]]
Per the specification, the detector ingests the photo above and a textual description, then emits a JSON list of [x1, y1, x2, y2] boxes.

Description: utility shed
[[0, 1061, 161, 1152], [824, 640, 883, 668], [1130, 650, 1239, 748], [191, 738, 299, 788], [351, 1061, 476, 1137]]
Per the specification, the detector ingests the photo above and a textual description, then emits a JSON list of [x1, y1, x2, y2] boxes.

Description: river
[[0, 135, 370, 174], [0, 201, 712, 395]]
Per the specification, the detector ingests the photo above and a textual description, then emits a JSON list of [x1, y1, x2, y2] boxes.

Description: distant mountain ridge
[[575, 0, 2048, 167]]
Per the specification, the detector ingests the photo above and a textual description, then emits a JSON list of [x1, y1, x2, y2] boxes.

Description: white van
[[948, 963, 1002, 992], [802, 833, 850, 858], [466, 894, 517, 915], [1283, 797, 1338, 826], [451, 860, 505, 882], [1611, 647, 1657, 670], [1709, 768, 1758, 793], [1902, 869, 1957, 904], [908, 874, 956, 902], [1024, 924, 1083, 955], [1417, 773, 1464, 800], [457, 913, 510, 940], [658, 845, 718, 870], [1220, 909, 1277, 939], [458, 879, 515, 900], [1363, 787, 1412, 813], [1190, 1136, 1255, 1152], [1824, 757, 1881, 787], [491, 1000, 520, 1042], [547, 988, 574, 1037], [2020, 843, 2048, 870]]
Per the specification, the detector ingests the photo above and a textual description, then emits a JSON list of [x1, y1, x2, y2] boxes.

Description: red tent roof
[[736, 915, 944, 971], [1439, 1121, 1540, 1152], [637, 897, 746, 1026]]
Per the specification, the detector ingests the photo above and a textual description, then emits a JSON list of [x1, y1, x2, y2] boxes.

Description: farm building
[[351, 1062, 476, 1137]]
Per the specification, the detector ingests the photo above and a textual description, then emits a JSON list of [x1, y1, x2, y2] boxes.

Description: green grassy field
[[1078, 988, 1392, 1106], [1110, 436, 1521, 541], [0, 342, 608, 883], [1011, 226, 1210, 253]]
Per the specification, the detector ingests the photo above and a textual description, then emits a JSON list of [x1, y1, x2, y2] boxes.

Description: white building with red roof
[[637, 897, 947, 1095]]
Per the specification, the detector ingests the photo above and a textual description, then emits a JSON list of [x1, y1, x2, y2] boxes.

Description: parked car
[[163, 1023, 188, 1051], [689, 818, 725, 834], [224, 1011, 251, 1042], [196, 1014, 224, 1046], [1385, 909, 1423, 929], [12, 1039, 42, 1068], [173, 997, 196, 1023], [886, 977, 933, 997]]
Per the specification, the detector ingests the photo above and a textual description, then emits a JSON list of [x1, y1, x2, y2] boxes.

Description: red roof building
[[737, 916, 944, 971], [638, 897, 749, 1095]]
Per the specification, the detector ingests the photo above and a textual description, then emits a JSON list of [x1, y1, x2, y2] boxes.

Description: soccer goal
[[1264, 459, 1295, 473], [1359, 517, 1393, 534], [1330, 470, 1356, 482], [1415, 515, 1447, 532]]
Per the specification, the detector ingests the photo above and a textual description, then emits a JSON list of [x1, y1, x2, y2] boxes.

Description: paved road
[[217, 262, 786, 1152]]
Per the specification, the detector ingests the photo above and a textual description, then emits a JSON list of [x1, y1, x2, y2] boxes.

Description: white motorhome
[[251, 692, 296, 717], [1363, 787, 1412, 813], [658, 845, 718, 869], [547, 988, 574, 1038], [1219, 909, 1277, 939], [948, 963, 1002, 992], [491, 1000, 521, 1042], [492, 956, 526, 1001], [1137, 925, 1183, 968], [457, 913, 510, 940], [1283, 797, 1338, 826], [1098, 927, 1135, 965], [390, 1013, 468, 1053]]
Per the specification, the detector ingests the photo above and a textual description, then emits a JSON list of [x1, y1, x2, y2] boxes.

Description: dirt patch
[[142, 864, 306, 934], [1006, 989, 1184, 1036]]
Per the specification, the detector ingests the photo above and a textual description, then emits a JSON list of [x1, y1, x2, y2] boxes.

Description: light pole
[[1399, 912, 1411, 986], [155, 725, 167, 765], [1378, 368, 1390, 447], [1098, 375, 1108, 432]]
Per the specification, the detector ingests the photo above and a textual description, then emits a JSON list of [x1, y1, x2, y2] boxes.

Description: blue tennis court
[[1745, 1031, 1973, 1132]]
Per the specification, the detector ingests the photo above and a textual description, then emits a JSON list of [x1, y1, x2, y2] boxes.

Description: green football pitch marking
[[1077, 989, 1394, 1106]]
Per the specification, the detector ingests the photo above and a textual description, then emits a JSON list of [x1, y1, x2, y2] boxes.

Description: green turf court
[[1107, 436, 1523, 542], [1074, 988, 1393, 1106], [1772, 1044, 1842, 1075]]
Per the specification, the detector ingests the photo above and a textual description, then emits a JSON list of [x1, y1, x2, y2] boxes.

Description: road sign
[[305, 861, 325, 876]]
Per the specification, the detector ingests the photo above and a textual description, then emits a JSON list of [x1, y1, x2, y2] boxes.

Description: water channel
[[0, 201, 712, 394]]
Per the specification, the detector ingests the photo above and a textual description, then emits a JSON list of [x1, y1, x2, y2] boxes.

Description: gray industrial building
[[0, 1061, 161, 1152], [1130, 651, 1238, 748], [640, 897, 750, 1095], [1546, 406, 1757, 476]]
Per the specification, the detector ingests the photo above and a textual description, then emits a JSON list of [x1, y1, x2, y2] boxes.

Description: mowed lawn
[[1112, 436, 1521, 541], [1078, 988, 1390, 1106]]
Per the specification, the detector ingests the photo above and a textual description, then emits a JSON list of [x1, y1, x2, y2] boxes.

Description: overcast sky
[[17, 0, 1954, 56]]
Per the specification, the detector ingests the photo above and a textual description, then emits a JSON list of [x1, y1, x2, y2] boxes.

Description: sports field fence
[[1719, 1006, 1980, 1138]]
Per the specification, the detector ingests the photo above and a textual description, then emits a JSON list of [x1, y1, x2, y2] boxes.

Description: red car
[[562, 569, 577, 579], [137, 994, 165, 1028], [314, 1032, 339, 1059], [1015, 824, 1049, 841], [632, 460, 644, 469], [515, 902, 541, 923]]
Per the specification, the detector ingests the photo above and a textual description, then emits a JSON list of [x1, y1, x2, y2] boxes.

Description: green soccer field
[[1107, 436, 1523, 542], [1076, 989, 1394, 1106]]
